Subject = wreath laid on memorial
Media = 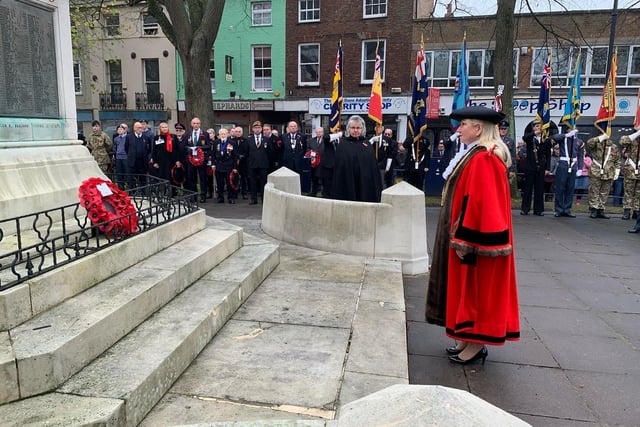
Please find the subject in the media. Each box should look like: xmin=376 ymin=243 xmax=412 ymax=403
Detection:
xmin=78 ymin=177 xmax=137 ymax=237
xmin=304 ymin=149 xmax=321 ymax=168
xmin=188 ymin=147 xmax=205 ymax=167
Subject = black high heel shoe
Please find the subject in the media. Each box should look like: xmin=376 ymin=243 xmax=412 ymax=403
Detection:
xmin=448 ymin=346 xmax=488 ymax=365
xmin=445 ymin=345 xmax=463 ymax=355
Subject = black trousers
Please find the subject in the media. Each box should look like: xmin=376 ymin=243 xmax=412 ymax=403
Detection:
xmin=521 ymin=168 xmax=546 ymax=214
xmin=249 ymin=167 xmax=268 ymax=202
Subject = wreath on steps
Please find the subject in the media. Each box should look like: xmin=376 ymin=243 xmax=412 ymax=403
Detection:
xmin=78 ymin=177 xmax=138 ymax=237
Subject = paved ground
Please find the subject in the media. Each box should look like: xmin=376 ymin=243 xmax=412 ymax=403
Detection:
xmin=199 ymin=197 xmax=640 ymax=427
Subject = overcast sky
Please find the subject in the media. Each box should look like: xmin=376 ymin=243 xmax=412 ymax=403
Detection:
xmin=433 ymin=0 xmax=640 ymax=17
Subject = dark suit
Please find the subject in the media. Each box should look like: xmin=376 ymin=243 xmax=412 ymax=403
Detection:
xmin=234 ymin=136 xmax=250 ymax=198
xmin=212 ymin=138 xmax=237 ymax=202
xmin=404 ymin=137 xmax=431 ymax=192
xmin=186 ymin=129 xmax=212 ymax=201
xmin=520 ymin=132 xmax=551 ymax=215
xmin=307 ymin=135 xmax=330 ymax=196
xmin=125 ymin=132 xmax=152 ymax=189
xmin=374 ymin=135 xmax=398 ymax=189
xmin=247 ymin=133 xmax=270 ymax=203
xmin=281 ymin=133 xmax=307 ymax=174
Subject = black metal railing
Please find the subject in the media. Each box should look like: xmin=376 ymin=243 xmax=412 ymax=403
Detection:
xmin=99 ymin=91 xmax=127 ymax=110
xmin=0 ymin=176 xmax=198 ymax=291
xmin=135 ymin=92 xmax=165 ymax=110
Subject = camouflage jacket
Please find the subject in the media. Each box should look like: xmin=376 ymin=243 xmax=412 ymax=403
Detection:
xmin=586 ymin=137 xmax=621 ymax=180
xmin=87 ymin=131 xmax=113 ymax=166
xmin=620 ymin=135 xmax=640 ymax=180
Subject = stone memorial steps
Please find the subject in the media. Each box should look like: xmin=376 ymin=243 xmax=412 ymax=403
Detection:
xmin=0 ymin=217 xmax=280 ymax=425
xmin=5 ymin=223 xmax=243 ymax=401
xmin=0 ymin=239 xmax=279 ymax=426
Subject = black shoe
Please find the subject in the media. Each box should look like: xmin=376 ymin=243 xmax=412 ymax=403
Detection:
xmin=628 ymin=227 xmax=640 ymax=233
xmin=217 ymin=198 xmax=224 ymax=203
xmin=563 ymin=212 xmax=576 ymax=218
xmin=199 ymin=196 xmax=206 ymax=203
xmin=229 ymin=199 xmax=235 ymax=204
xmin=534 ymin=212 xmax=544 ymax=216
xmin=520 ymin=210 xmax=529 ymax=215
xmin=249 ymin=200 xmax=258 ymax=205
xmin=596 ymin=209 xmax=610 ymax=219
xmin=622 ymin=209 xmax=631 ymax=220
xmin=242 ymin=195 xmax=248 ymax=200
xmin=554 ymin=212 xmax=561 ymax=217
xmin=445 ymin=346 xmax=463 ymax=355
xmin=449 ymin=346 xmax=488 ymax=365
xmin=590 ymin=208 xmax=598 ymax=218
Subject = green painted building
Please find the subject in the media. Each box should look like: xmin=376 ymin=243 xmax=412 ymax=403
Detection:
xmin=176 ymin=1 xmax=287 ymax=129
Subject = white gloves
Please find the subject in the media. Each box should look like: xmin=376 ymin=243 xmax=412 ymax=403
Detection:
xmin=565 ymin=129 xmax=578 ymax=138
xmin=369 ymin=135 xmax=380 ymax=144
xmin=614 ymin=168 xmax=620 ymax=181
xmin=329 ymin=132 xmax=342 ymax=142
xmin=576 ymin=169 xmax=582 ymax=177
xmin=385 ymin=158 xmax=392 ymax=172
xmin=598 ymin=134 xmax=610 ymax=142
xmin=449 ymin=132 xmax=460 ymax=142
xmin=629 ymin=129 xmax=640 ymax=141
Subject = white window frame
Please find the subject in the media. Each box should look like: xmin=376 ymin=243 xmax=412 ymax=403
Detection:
xmin=298 ymin=43 xmax=320 ymax=86
xmin=361 ymin=39 xmax=386 ymax=84
xmin=363 ymin=0 xmax=387 ymax=18
xmin=73 ymin=62 xmax=82 ymax=95
xmin=104 ymin=13 xmax=120 ymax=37
xmin=142 ymin=13 xmax=159 ymax=36
xmin=143 ymin=58 xmax=161 ymax=103
xmin=210 ymin=49 xmax=216 ymax=94
xmin=106 ymin=60 xmax=122 ymax=96
xmin=252 ymin=45 xmax=272 ymax=92
xmin=299 ymin=0 xmax=320 ymax=23
xmin=426 ymin=48 xmax=518 ymax=89
xmin=252 ymin=2 xmax=272 ymax=26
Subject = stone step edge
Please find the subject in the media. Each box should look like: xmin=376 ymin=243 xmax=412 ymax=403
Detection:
xmin=1 ymin=210 xmax=207 ymax=331
xmin=0 ymin=242 xmax=280 ymax=427
xmin=5 ymin=226 xmax=242 ymax=403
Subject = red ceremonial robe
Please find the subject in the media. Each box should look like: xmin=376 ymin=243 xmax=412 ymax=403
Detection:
xmin=431 ymin=145 xmax=520 ymax=345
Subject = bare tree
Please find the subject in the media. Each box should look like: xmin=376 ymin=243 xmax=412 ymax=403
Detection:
xmin=131 ymin=0 xmax=225 ymax=126
xmin=494 ymin=0 xmax=516 ymax=133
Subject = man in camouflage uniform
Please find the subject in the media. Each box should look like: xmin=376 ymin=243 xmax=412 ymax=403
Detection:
xmin=619 ymin=129 xmax=640 ymax=220
xmin=587 ymin=133 xmax=621 ymax=219
xmin=86 ymin=120 xmax=113 ymax=174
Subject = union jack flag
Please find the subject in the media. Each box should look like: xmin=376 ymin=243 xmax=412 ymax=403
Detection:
xmin=536 ymin=50 xmax=552 ymax=139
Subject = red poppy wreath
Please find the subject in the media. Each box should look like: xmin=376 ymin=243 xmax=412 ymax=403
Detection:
xmin=78 ymin=177 xmax=138 ymax=236
xmin=188 ymin=147 xmax=205 ymax=167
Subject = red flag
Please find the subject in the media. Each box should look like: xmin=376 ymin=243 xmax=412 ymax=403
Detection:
xmin=368 ymin=52 xmax=383 ymax=125
xmin=634 ymin=88 xmax=640 ymax=130
xmin=594 ymin=50 xmax=617 ymax=135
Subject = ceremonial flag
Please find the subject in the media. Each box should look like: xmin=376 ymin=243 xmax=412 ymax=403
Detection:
xmin=561 ymin=54 xmax=582 ymax=129
xmin=408 ymin=39 xmax=428 ymax=143
xmin=451 ymin=35 xmax=470 ymax=130
xmin=368 ymin=46 xmax=383 ymax=126
xmin=594 ymin=49 xmax=617 ymax=136
xmin=536 ymin=50 xmax=552 ymax=140
xmin=494 ymin=85 xmax=504 ymax=112
xmin=329 ymin=42 xmax=343 ymax=133
xmin=633 ymin=88 xmax=640 ymax=130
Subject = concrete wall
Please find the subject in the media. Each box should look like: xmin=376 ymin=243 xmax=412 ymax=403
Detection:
xmin=261 ymin=168 xmax=429 ymax=274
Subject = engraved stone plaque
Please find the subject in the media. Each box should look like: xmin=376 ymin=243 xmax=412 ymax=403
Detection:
xmin=0 ymin=0 xmax=59 ymax=118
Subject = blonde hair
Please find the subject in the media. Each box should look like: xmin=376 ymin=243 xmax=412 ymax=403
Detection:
xmin=469 ymin=119 xmax=512 ymax=169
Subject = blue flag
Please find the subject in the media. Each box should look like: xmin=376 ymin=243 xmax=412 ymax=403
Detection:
xmin=451 ymin=38 xmax=470 ymax=130
xmin=561 ymin=54 xmax=582 ymax=129
xmin=408 ymin=44 xmax=428 ymax=143
xmin=536 ymin=50 xmax=552 ymax=139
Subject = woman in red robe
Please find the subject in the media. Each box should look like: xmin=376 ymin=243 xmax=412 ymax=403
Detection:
xmin=426 ymin=106 xmax=520 ymax=365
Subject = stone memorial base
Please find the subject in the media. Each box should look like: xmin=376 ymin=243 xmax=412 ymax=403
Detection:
xmin=0 ymin=144 xmax=105 ymax=222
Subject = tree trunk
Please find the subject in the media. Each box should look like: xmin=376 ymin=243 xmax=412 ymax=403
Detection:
xmin=495 ymin=0 xmax=516 ymax=136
